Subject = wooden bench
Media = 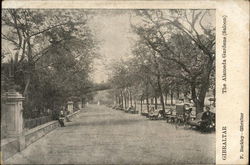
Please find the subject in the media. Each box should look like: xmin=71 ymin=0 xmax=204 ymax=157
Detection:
xmin=124 ymin=107 xmax=130 ymax=113
xmin=165 ymin=109 xmax=175 ymax=123
xmin=141 ymin=112 xmax=149 ymax=117
xmin=148 ymin=109 xmax=158 ymax=120
xmin=187 ymin=112 xmax=204 ymax=127
xmin=187 ymin=111 xmax=215 ymax=132
xmin=148 ymin=109 xmax=165 ymax=120
xmin=166 ymin=104 xmax=195 ymax=124
xmin=129 ymin=107 xmax=139 ymax=114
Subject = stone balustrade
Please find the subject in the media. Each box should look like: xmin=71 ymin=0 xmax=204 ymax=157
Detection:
xmin=1 ymin=90 xmax=81 ymax=161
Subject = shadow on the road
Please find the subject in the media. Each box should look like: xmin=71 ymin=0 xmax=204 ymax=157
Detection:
xmin=174 ymin=125 xmax=216 ymax=134
xmin=80 ymin=113 xmax=113 ymax=118
xmin=66 ymin=118 xmax=143 ymax=127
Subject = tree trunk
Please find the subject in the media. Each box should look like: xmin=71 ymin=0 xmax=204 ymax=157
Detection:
xmin=130 ymin=91 xmax=133 ymax=107
xmin=197 ymin=77 xmax=211 ymax=113
xmin=120 ymin=91 xmax=124 ymax=108
xmin=165 ymin=92 xmax=168 ymax=105
xmin=170 ymin=90 xmax=174 ymax=105
xmin=191 ymin=82 xmax=198 ymax=105
xmin=156 ymin=75 xmax=165 ymax=113
xmin=145 ymin=83 xmax=150 ymax=113
xmin=140 ymin=96 xmax=143 ymax=113
xmin=124 ymin=92 xmax=127 ymax=109
xmin=24 ymin=38 xmax=33 ymax=95
xmin=191 ymin=61 xmax=214 ymax=113
xmin=134 ymin=98 xmax=136 ymax=110
xmin=160 ymin=93 xmax=165 ymax=113
xmin=177 ymin=86 xmax=180 ymax=99
xmin=146 ymin=96 xmax=149 ymax=112
xmin=81 ymin=98 xmax=84 ymax=108
xmin=115 ymin=95 xmax=118 ymax=105
xmin=154 ymin=96 xmax=158 ymax=109
xmin=146 ymin=94 xmax=149 ymax=113
xmin=23 ymin=74 xmax=30 ymax=97
xmin=23 ymin=38 xmax=34 ymax=108
xmin=118 ymin=95 xmax=120 ymax=105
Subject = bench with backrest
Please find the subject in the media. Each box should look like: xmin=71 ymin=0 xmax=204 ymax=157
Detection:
xmin=188 ymin=111 xmax=215 ymax=132
xmin=148 ymin=109 xmax=164 ymax=120
xmin=129 ymin=107 xmax=139 ymax=114
xmin=188 ymin=112 xmax=204 ymax=127
xmin=189 ymin=107 xmax=196 ymax=120
xmin=166 ymin=103 xmax=194 ymax=123
xmin=141 ymin=112 xmax=149 ymax=117
xmin=148 ymin=108 xmax=157 ymax=120
xmin=165 ymin=108 xmax=174 ymax=122
xmin=124 ymin=107 xmax=130 ymax=113
xmin=126 ymin=106 xmax=134 ymax=113
xmin=114 ymin=105 xmax=122 ymax=110
xmin=174 ymin=104 xmax=186 ymax=124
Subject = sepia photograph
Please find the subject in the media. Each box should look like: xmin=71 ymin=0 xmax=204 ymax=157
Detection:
xmin=1 ymin=1 xmax=248 ymax=164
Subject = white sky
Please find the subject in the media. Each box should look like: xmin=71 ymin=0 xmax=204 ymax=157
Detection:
xmin=88 ymin=9 xmax=215 ymax=83
xmin=88 ymin=10 xmax=137 ymax=83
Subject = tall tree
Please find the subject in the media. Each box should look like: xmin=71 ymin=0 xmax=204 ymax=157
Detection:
xmin=2 ymin=9 xmax=99 ymax=116
xmin=132 ymin=9 xmax=215 ymax=113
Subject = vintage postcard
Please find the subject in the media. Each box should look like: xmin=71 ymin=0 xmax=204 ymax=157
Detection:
xmin=1 ymin=0 xmax=249 ymax=164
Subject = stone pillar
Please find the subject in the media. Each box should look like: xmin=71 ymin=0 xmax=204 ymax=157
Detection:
xmin=67 ymin=101 xmax=74 ymax=114
xmin=2 ymin=90 xmax=25 ymax=138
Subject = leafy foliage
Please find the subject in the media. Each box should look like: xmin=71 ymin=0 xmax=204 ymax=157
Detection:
xmin=109 ymin=9 xmax=215 ymax=113
xmin=2 ymin=9 xmax=99 ymax=118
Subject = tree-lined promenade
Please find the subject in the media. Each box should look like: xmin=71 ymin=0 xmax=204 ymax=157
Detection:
xmin=2 ymin=9 xmax=215 ymax=121
xmin=1 ymin=9 xmax=215 ymax=164
xmin=108 ymin=10 xmax=215 ymax=115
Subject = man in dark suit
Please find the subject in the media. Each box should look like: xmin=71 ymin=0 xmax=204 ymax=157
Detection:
xmin=200 ymin=106 xmax=212 ymax=131
xmin=202 ymin=106 xmax=212 ymax=120
xmin=58 ymin=110 xmax=65 ymax=127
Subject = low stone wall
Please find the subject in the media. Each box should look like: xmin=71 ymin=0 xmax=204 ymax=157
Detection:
xmin=25 ymin=121 xmax=59 ymax=147
xmin=1 ymin=110 xmax=80 ymax=161
xmin=67 ymin=110 xmax=80 ymax=120
xmin=1 ymin=138 xmax=19 ymax=161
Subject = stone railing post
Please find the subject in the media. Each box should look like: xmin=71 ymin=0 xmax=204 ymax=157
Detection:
xmin=2 ymin=89 xmax=25 ymax=138
xmin=67 ymin=101 xmax=73 ymax=114
xmin=2 ymin=88 xmax=26 ymax=151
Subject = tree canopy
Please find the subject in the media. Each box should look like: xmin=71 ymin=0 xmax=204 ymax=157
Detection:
xmin=2 ymin=9 xmax=99 ymax=118
xmin=109 ymin=9 xmax=215 ymax=113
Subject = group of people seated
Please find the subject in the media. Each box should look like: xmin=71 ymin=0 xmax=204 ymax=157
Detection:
xmin=147 ymin=98 xmax=215 ymax=130
xmin=148 ymin=105 xmax=166 ymax=119
xmin=57 ymin=106 xmax=72 ymax=127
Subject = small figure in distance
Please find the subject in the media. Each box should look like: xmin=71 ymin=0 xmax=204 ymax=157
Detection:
xmin=58 ymin=109 xmax=65 ymax=127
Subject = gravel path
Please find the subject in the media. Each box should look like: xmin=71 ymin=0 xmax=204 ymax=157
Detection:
xmin=5 ymin=104 xmax=215 ymax=164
